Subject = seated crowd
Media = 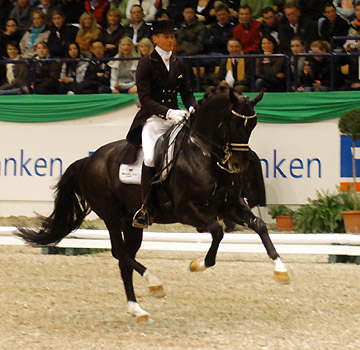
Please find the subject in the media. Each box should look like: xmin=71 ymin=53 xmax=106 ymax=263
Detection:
xmin=1 ymin=0 xmax=360 ymax=94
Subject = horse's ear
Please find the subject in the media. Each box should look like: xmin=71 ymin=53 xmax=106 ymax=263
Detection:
xmin=252 ymin=90 xmax=264 ymax=105
xmin=229 ymin=88 xmax=238 ymax=105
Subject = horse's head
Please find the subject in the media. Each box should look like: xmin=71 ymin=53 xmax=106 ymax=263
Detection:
xmin=221 ymin=89 xmax=264 ymax=174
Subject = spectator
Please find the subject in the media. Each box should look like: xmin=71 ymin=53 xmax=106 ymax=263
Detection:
xmin=278 ymin=3 xmax=318 ymax=54
xmin=176 ymin=4 xmax=209 ymax=56
xmin=110 ymin=0 xmax=130 ymax=26
xmin=346 ymin=2 xmax=360 ymax=51
xmin=32 ymin=41 xmax=61 ymax=94
xmin=109 ymin=36 xmax=138 ymax=93
xmin=255 ymin=34 xmax=286 ymax=91
xmin=76 ymin=12 xmax=101 ymax=52
xmin=138 ymin=37 xmax=154 ymax=57
xmin=123 ymin=4 xmax=152 ymax=47
xmin=0 ymin=19 xmax=24 ymax=58
xmin=9 ymin=0 xmax=33 ymax=32
xmin=289 ymin=36 xmax=306 ymax=90
xmin=58 ymin=41 xmax=89 ymax=94
xmin=333 ymin=0 xmax=355 ymax=23
xmin=259 ymin=7 xmax=280 ymax=44
xmin=192 ymin=0 xmax=217 ymax=25
xmin=61 ymin=0 xmax=85 ymax=24
xmin=217 ymin=37 xmax=251 ymax=93
xmin=233 ymin=5 xmax=261 ymax=53
xmin=206 ymin=3 xmax=236 ymax=55
xmin=298 ymin=0 xmax=329 ymax=22
xmin=99 ymin=8 xmax=125 ymax=57
xmin=84 ymin=0 xmax=110 ymax=26
xmin=126 ymin=0 xmax=157 ymax=23
xmin=298 ymin=40 xmax=335 ymax=92
xmin=240 ymin=0 xmax=274 ymax=19
xmin=155 ymin=8 xmax=170 ymax=21
xmin=77 ymin=39 xmax=111 ymax=93
xmin=225 ymin=0 xmax=241 ymax=22
xmin=19 ymin=9 xmax=50 ymax=58
xmin=0 ymin=0 xmax=12 ymax=31
xmin=0 ymin=41 xmax=28 ymax=95
xmin=47 ymin=8 xmax=78 ymax=58
xmin=37 ymin=0 xmax=59 ymax=27
xmin=319 ymin=2 xmax=349 ymax=50
xmin=344 ymin=39 xmax=360 ymax=90
xmin=167 ymin=0 xmax=187 ymax=26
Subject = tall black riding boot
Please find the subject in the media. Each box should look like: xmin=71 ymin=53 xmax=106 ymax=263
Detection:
xmin=132 ymin=164 xmax=156 ymax=228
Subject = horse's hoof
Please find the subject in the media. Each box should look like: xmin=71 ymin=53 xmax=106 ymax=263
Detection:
xmin=189 ymin=258 xmax=207 ymax=272
xmin=149 ymin=285 xmax=166 ymax=298
xmin=189 ymin=261 xmax=197 ymax=272
xmin=274 ymin=270 xmax=290 ymax=284
xmin=137 ymin=314 xmax=149 ymax=323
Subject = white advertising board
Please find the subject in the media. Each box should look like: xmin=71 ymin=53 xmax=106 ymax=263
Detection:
xmin=250 ymin=119 xmax=340 ymax=205
xmin=0 ymin=105 xmax=341 ymax=216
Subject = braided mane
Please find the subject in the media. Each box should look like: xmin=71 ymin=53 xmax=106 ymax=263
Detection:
xmin=197 ymin=86 xmax=231 ymax=107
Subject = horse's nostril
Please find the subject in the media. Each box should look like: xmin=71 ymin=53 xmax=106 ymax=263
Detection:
xmin=232 ymin=162 xmax=240 ymax=171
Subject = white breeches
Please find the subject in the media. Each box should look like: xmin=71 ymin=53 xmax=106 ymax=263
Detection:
xmin=142 ymin=115 xmax=174 ymax=167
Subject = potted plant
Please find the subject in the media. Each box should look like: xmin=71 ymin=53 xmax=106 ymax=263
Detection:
xmin=338 ymin=109 xmax=360 ymax=233
xmin=269 ymin=204 xmax=294 ymax=231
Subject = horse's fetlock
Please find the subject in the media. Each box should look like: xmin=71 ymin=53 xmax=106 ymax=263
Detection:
xmin=204 ymin=257 xmax=215 ymax=268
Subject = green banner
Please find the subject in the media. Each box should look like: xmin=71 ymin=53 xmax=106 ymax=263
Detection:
xmin=0 ymin=91 xmax=359 ymax=123
xmin=0 ymin=94 xmax=137 ymax=123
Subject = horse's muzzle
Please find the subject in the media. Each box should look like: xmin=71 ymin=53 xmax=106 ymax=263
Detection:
xmin=228 ymin=159 xmax=249 ymax=174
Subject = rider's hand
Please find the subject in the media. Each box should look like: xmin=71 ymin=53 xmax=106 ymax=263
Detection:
xmin=166 ymin=109 xmax=187 ymax=123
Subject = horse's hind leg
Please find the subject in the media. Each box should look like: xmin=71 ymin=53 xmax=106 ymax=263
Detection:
xmin=95 ymin=206 xmax=153 ymax=322
xmin=122 ymin=220 xmax=165 ymax=299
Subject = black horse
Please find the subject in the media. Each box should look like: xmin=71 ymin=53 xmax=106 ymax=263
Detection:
xmin=17 ymin=88 xmax=289 ymax=322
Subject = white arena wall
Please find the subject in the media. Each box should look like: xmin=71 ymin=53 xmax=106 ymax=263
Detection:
xmin=0 ymin=104 xmax=342 ymax=220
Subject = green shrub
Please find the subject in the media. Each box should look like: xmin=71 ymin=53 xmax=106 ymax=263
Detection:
xmin=293 ymin=190 xmax=356 ymax=233
xmin=269 ymin=204 xmax=294 ymax=219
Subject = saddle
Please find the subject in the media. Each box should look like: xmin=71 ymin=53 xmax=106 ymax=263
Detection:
xmin=119 ymin=121 xmax=187 ymax=185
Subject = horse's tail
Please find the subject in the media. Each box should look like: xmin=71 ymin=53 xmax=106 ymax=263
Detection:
xmin=16 ymin=157 xmax=91 ymax=246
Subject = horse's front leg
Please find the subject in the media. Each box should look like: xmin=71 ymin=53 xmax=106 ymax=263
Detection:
xmin=189 ymin=219 xmax=224 ymax=272
xmin=226 ymin=199 xmax=290 ymax=284
xmin=247 ymin=216 xmax=290 ymax=284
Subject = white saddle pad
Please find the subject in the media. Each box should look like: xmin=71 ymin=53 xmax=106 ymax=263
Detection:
xmin=119 ymin=149 xmax=143 ymax=184
xmin=119 ymin=123 xmax=184 ymax=184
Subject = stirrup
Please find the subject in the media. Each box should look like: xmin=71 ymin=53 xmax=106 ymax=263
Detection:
xmin=132 ymin=206 xmax=150 ymax=228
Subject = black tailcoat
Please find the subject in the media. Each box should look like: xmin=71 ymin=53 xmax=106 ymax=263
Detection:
xmin=126 ymin=49 xmax=196 ymax=147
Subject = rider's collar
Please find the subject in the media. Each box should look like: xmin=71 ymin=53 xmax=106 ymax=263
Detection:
xmin=155 ymin=46 xmax=172 ymax=63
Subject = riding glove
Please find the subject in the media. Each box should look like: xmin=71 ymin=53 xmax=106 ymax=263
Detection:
xmin=166 ymin=109 xmax=187 ymax=123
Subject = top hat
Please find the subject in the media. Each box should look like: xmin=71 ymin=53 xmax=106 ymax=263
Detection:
xmin=151 ymin=20 xmax=175 ymax=34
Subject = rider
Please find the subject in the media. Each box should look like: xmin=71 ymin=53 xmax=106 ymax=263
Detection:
xmin=127 ymin=20 xmax=196 ymax=228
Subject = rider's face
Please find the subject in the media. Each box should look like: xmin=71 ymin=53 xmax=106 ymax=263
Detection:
xmin=152 ymin=33 xmax=175 ymax=52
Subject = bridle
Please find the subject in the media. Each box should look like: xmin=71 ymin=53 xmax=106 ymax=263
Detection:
xmin=216 ymin=108 xmax=257 ymax=173
xmin=231 ymin=109 xmax=257 ymax=126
